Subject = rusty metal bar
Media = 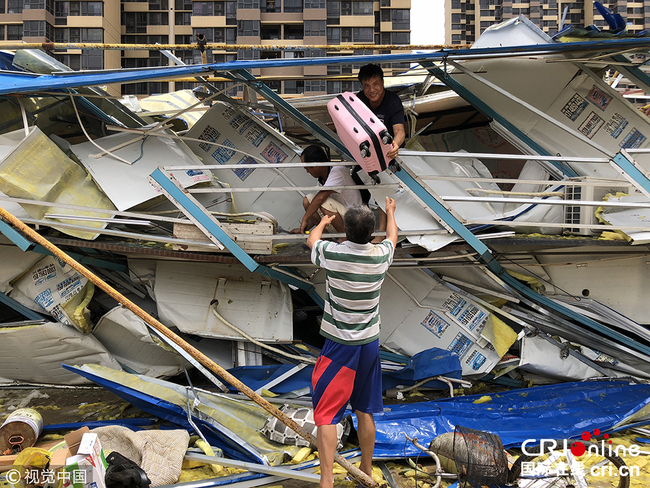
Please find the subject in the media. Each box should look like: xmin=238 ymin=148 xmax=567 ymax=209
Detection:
xmin=0 ymin=206 xmax=379 ymax=488
xmin=15 ymin=42 xmax=467 ymax=52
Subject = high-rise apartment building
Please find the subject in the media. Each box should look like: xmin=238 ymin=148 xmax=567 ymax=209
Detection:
xmin=0 ymin=1 xmax=411 ymax=96
xmin=444 ymin=0 xmax=645 ymax=45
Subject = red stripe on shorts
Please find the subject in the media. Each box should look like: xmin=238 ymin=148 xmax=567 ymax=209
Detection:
xmin=313 ymin=363 xmax=356 ymax=426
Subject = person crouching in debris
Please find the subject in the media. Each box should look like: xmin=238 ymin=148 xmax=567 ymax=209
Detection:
xmin=290 ymin=144 xmax=362 ymax=235
xmin=197 ymin=33 xmax=207 ymax=64
xmin=306 ymin=198 xmax=397 ymax=488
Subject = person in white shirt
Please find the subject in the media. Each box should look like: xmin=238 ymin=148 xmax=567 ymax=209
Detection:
xmin=291 ymin=145 xmax=362 ymax=234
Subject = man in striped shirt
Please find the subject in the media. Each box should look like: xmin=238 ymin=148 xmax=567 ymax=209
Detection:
xmin=306 ymin=197 xmax=397 ymax=488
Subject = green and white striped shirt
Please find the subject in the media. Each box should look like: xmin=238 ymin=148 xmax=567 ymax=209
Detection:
xmin=311 ymin=239 xmax=395 ymax=345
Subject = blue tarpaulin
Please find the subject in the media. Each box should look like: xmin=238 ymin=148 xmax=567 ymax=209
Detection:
xmin=224 ymin=348 xmax=462 ymax=395
xmin=66 ymin=365 xmax=650 ymax=462
xmin=371 ymin=379 xmax=650 ymax=458
xmin=381 ymin=348 xmax=462 ymax=392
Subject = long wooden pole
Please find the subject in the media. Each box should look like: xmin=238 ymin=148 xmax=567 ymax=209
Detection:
xmin=0 ymin=207 xmax=379 ymax=488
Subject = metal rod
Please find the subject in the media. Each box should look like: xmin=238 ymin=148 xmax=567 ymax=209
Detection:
xmin=466 ymin=219 xmax=650 ymax=231
xmin=0 ymin=206 xmax=378 ymax=488
xmin=189 ymin=184 xmax=401 ymax=193
xmin=398 ymin=149 xmax=611 ymax=163
xmin=0 ymin=194 xmax=188 ymax=224
xmin=183 ymin=452 xmax=319 ymax=482
xmin=440 ymin=196 xmax=650 ymax=207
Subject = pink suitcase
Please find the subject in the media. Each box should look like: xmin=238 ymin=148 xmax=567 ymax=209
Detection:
xmin=327 ymin=92 xmax=394 ymax=177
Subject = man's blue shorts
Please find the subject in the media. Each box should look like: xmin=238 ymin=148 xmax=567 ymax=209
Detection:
xmin=311 ymin=338 xmax=383 ymax=426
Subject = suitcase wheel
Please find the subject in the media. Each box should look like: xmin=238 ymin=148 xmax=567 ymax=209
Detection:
xmin=359 ymin=142 xmax=371 ymax=158
xmin=370 ymin=173 xmax=381 ymax=184
xmin=379 ymin=129 xmax=393 ymax=146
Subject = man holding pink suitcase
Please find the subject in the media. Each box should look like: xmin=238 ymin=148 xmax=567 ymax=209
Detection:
xmin=356 ymin=64 xmax=406 ymax=160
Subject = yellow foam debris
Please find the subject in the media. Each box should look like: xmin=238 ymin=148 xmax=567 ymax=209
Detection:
xmin=290 ymin=446 xmax=312 ymax=464
xmin=482 ymin=314 xmax=518 ymax=358
xmin=505 ymin=269 xmax=544 ymax=293
xmin=271 ymin=242 xmax=290 ymax=254
xmin=473 ymin=395 xmax=492 ymax=404
xmin=599 ymin=230 xmax=629 ymax=241
xmin=195 ymin=439 xmax=223 ymax=475
xmin=31 ymin=405 xmax=60 ymax=412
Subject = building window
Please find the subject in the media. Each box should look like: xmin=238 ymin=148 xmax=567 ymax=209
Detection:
xmin=54 ymin=53 xmax=81 ymax=70
xmin=284 ymin=50 xmax=304 ymax=58
xmin=82 ymin=50 xmax=103 ymax=70
xmin=392 ymin=9 xmax=409 ymax=29
xmin=238 ymin=0 xmax=260 ymax=8
xmin=304 ymin=20 xmax=326 ymax=36
xmin=327 ymin=26 xmax=340 ymax=44
xmin=284 ymin=24 xmax=303 ymax=39
xmin=284 ymin=80 xmax=304 ymax=94
xmin=261 ymin=50 xmax=281 ymax=59
xmin=175 ymin=12 xmax=191 ymax=24
xmin=149 ymin=12 xmax=169 ymax=25
xmin=175 ymin=0 xmax=192 ymax=9
xmin=341 ymin=26 xmax=351 ymax=41
xmin=81 ymin=28 xmax=103 ymax=42
xmin=149 ymin=0 xmax=168 ymax=9
xmin=226 ymin=1 xmax=237 ymax=23
xmin=261 ymin=0 xmax=281 ymax=12
xmin=353 ymin=27 xmax=372 ymax=42
xmin=284 ymin=0 xmax=302 ymax=12
xmin=237 ymin=49 xmax=260 ymax=60
xmin=23 ymin=20 xmax=45 ymax=37
xmin=24 ymin=0 xmax=40 ymax=9
xmin=352 ymin=1 xmax=372 ymax=15
xmin=341 ymin=1 xmax=350 ymax=15
xmin=380 ymin=0 xmax=390 ymax=6
xmin=261 ymin=25 xmax=280 ymax=39
xmin=213 ymin=27 xmax=225 ymax=42
xmin=307 ymin=48 xmax=326 ymax=57
xmin=82 ymin=1 xmax=102 ymax=15
xmin=237 ymin=20 xmax=260 ymax=36
xmin=327 ymin=1 xmax=340 ymax=18
xmin=193 ymin=2 xmax=213 ymax=15
xmin=305 ymin=80 xmax=326 ymax=91
xmin=55 ymin=1 xmax=68 ymax=17
xmin=193 ymin=27 xmax=213 ymax=41
xmin=391 ymin=31 xmax=409 ymax=44
xmin=304 ymin=0 xmax=324 ymax=7
xmin=7 ymin=24 xmax=23 ymax=39
xmin=226 ymin=28 xmax=236 ymax=42
xmin=7 ymin=0 xmax=22 ymax=13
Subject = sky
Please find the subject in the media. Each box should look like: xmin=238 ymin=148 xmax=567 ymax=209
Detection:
xmin=411 ymin=0 xmax=446 ymax=46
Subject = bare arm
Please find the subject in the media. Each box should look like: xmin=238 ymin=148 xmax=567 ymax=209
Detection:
xmin=306 ymin=214 xmax=336 ymax=249
xmin=301 ymin=189 xmax=334 ymax=233
xmin=385 ymin=197 xmax=398 ymax=247
xmin=387 ymin=123 xmax=406 ymax=160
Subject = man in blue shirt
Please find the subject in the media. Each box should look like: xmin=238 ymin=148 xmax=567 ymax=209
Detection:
xmin=356 ymin=64 xmax=405 ymax=160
